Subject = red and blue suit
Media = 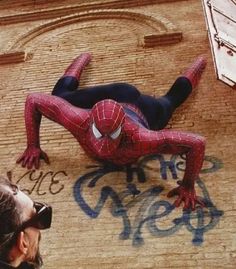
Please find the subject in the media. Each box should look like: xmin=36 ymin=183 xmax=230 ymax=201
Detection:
xmin=17 ymin=53 xmax=207 ymax=210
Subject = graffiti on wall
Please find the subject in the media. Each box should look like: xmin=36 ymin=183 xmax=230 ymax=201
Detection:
xmin=9 ymin=154 xmax=223 ymax=246
xmin=8 ymin=170 xmax=69 ymax=196
xmin=73 ymin=154 xmax=224 ymax=246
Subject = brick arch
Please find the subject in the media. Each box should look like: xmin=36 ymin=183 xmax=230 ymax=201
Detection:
xmin=11 ymin=9 xmax=182 ymax=50
xmin=0 ymin=9 xmax=182 ymax=64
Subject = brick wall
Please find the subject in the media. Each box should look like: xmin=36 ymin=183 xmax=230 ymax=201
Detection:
xmin=0 ymin=1 xmax=235 ymax=268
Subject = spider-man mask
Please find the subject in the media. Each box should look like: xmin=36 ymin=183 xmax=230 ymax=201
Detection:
xmin=90 ymin=99 xmax=125 ymax=158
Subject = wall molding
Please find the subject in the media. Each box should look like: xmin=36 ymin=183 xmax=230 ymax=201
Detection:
xmin=0 ymin=0 xmax=186 ymax=25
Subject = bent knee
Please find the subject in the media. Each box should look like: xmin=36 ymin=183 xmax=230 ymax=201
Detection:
xmin=111 ymin=83 xmax=140 ymax=101
xmin=52 ymin=76 xmax=78 ymax=96
xmin=114 ymin=83 xmax=139 ymax=92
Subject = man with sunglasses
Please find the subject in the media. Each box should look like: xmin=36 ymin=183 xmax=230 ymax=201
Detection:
xmin=0 ymin=177 xmax=52 ymax=269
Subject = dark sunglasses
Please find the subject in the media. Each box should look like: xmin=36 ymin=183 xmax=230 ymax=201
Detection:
xmin=15 ymin=202 xmax=52 ymax=233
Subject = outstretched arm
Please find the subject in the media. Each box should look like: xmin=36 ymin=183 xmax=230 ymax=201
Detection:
xmin=17 ymin=93 xmax=89 ymax=169
xmin=134 ymin=129 xmax=206 ymax=210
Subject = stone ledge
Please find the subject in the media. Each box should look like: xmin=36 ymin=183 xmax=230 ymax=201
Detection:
xmin=144 ymin=32 xmax=183 ymax=47
xmin=0 ymin=51 xmax=31 ymax=64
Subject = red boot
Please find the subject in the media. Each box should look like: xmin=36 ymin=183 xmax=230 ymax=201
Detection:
xmin=182 ymin=56 xmax=207 ymax=89
xmin=63 ymin=52 xmax=92 ymax=79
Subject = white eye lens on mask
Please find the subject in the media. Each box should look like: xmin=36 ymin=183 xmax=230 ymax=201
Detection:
xmin=92 ymin=123 xmax=102 ymax=139
xmin=110 ymin=126 xmax=122 ymax=140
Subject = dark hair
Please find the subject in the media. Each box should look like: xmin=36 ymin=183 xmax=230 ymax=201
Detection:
xmin=0 ymin=177 xmax=22 ymax=262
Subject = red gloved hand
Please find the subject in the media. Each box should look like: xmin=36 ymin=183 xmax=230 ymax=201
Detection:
xmin=167 ymin=183 xmax=205 ymax=211
xmin=17 ymin=146 xmax=49 ymax=169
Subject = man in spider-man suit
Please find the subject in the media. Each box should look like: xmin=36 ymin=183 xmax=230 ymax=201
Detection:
xmin=17 ymin=53 xmax=207 ymax=210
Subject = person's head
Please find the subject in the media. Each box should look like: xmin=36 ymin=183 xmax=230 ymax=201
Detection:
xmin=0 ymin=177 xmax=52 ymax=268
xmin=90 ymin=99 xmax=125 ymax=158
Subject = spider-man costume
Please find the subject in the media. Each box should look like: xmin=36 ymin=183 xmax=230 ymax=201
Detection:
xmin=17 ymin=53 xmax=207 ymax=210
